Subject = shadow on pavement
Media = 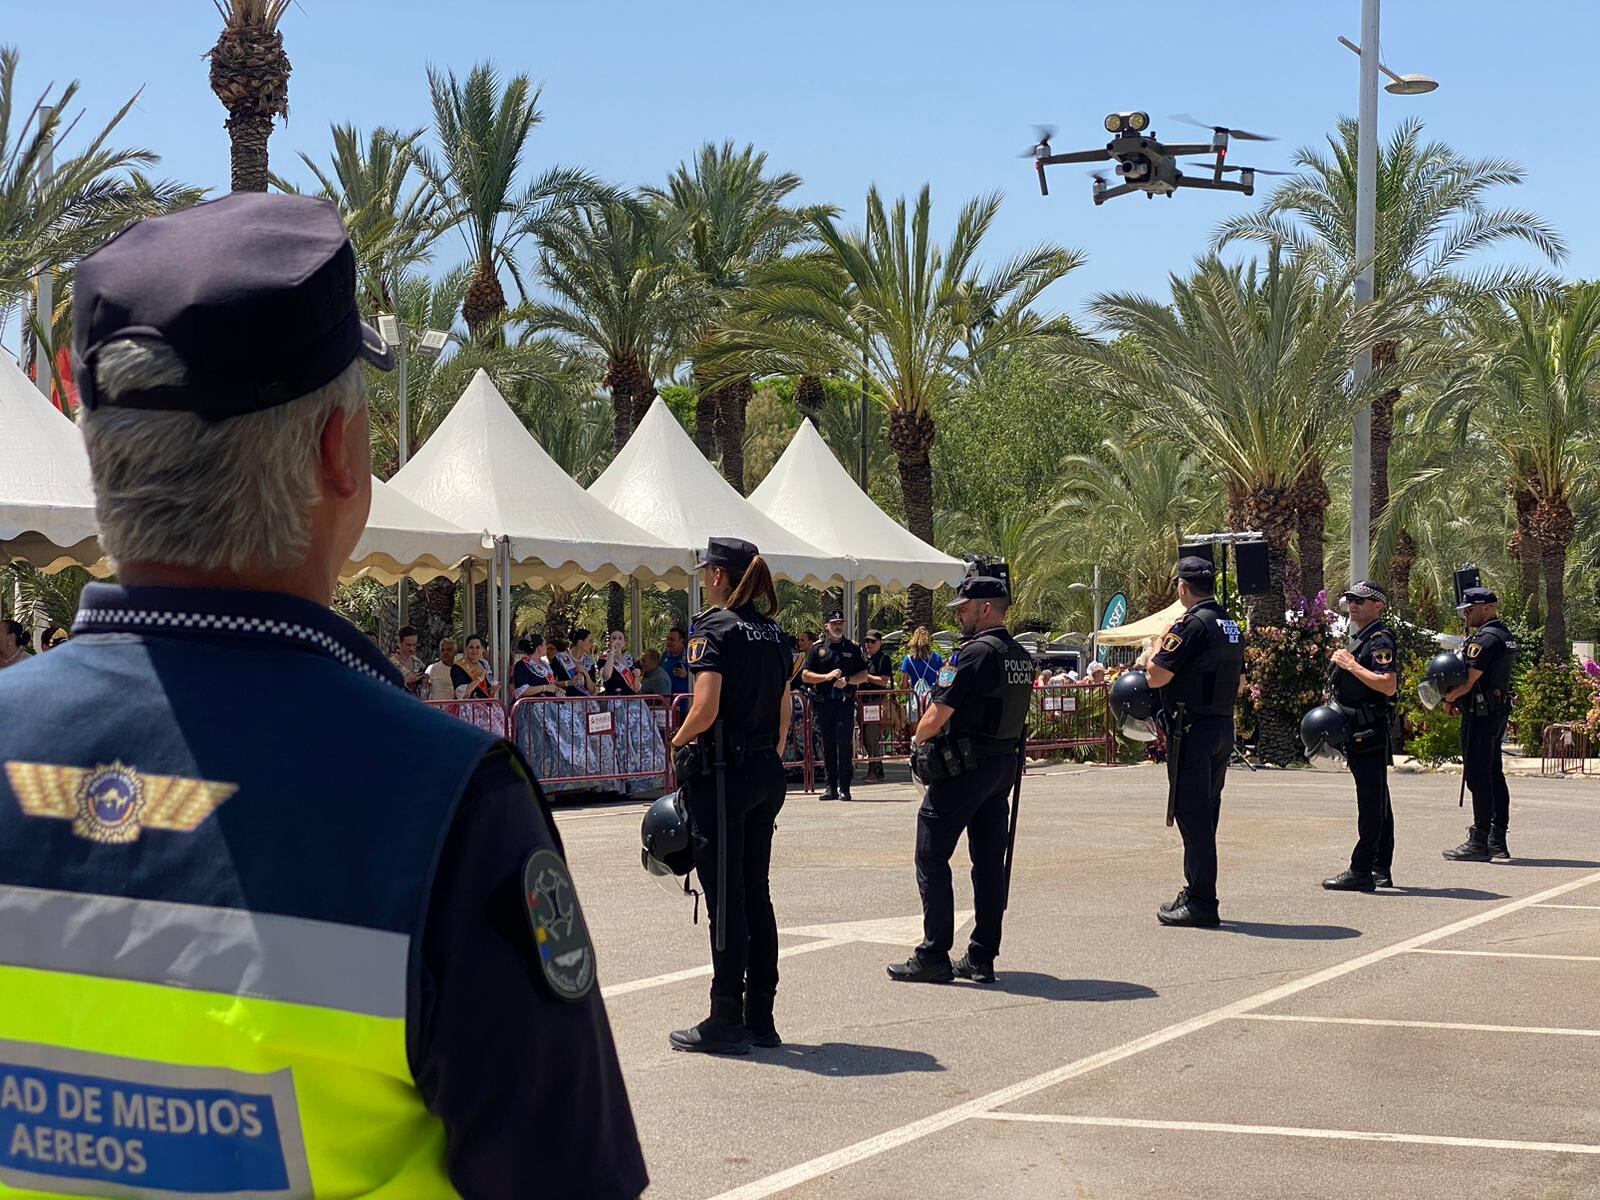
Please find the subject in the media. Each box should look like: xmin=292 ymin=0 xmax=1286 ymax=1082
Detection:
xmin=1499 ymin=858 xmax=1600 ymax=869
xmin=981 ymin=974 xmax=1158 ymax=1003
xmin=1382 ymin=886 xmax=1509 ymax=900
xmin=1218 ymin=920 xmax=1361 ymax=940
xmin=749 ymin=1042 xmax=943 ymax=1076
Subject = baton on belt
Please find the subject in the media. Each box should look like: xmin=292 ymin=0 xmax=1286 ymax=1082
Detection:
xmin=1165 ymin=702 xmax=1186 ymax=828
xmin=713 ymin=719 xmax=728 ymax=952
xmin=1002 ymin=738 xmax=1025 ymax=910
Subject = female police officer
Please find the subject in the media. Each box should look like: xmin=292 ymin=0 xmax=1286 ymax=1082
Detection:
xmin=667 ymin=538 xmax=794 ymax=1053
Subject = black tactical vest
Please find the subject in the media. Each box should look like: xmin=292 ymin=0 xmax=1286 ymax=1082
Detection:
xmin=953 ymin=631 xmax=1034 ymax=754
xmin=1164 ymin=604 xmax=1245 ymax=720
xmin=1470 ymin=619 xmax=1518 ymax=710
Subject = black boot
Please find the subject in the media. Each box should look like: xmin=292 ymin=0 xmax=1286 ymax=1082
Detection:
xmin=953 ymin=953 xmax=996 ymax=984
xmin=1373 ymin=868 xmax=1395 ymax=888
xmin=1488 ymin=825 xmax=1511 ymax=861
xmin=1322 ymin=869 xmax=1376 ymax=892
xmin=1442 ymin=826 xmax=1490 ymax=862
xmin=669 ymin=997 xmax=751 ymax=1055
xmin=886 ymin=952 xmax=954 ymax=983
xmin=744 ymin=994 xmax=781 ymax=1049
xmin=1157 ymin=893 xmax=1220 ymax=927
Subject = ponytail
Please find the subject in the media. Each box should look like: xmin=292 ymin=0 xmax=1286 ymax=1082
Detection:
xmin=725 ymin=554 xmax=779 ymax=616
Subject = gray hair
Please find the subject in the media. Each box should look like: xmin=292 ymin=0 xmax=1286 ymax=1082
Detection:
xmin=80 ymin=341 xmax=367 ymax=572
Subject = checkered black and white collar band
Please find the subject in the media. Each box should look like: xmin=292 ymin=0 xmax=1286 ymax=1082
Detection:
xmin=73 ymin=583 xmax=405 ymax=689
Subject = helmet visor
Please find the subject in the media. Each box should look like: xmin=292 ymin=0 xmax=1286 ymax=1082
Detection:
xmin=1119 ymin=714 xmax=1158 ymax=742
xmin=1305 ymin=743 xmax=1346 ymax=772
xmin=1417 ymin=679 xmax=1445 ymax=711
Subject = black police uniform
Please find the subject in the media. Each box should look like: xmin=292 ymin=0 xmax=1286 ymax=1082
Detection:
xmin=1461 ymin=614 xmax=1518 ymax=848
xmin=900 ymin=606 xmax=1032 ymax=976
xmin=679 ymin=569 xmax=793 ymax=1041
xmin=805 ymin=631 xmax=867 ymax=798
xmin=1329 ymin=617 xmax=1399 ymax=881
xmin=1150 ymin=588 xmax=1245 ymax=922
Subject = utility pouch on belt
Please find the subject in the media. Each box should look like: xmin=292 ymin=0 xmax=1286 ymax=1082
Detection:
xmin=914 ymin=734 xmax=978 ymax=781
xmin=1470 ymin=691 xmax=1491 ymax=719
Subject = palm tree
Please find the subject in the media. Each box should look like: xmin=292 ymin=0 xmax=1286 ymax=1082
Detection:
xmin=646 ymin=142 xmax=816 ymax=490
xmin=719 ymin=186 xmax=1081 ymax=626
xmin=1215 ymin=116 xmax=1566 ymax=581
xmin=1055 ymin=438 xmax=1222 ymax=616
xmin=205 ymin=0 xmax=291 ymax=192
xmin=523 ymin=200 xmax=699 ymax=452
xmin=424 ymin=62 xmax=616 ymax=342
xmin=274 ymin=124 xmax=447 ymax=313
xmin=1427 ymin=285 xmax=1600 ymax=658
xmin=1082 ymin=249 xmax=1421 ymax=762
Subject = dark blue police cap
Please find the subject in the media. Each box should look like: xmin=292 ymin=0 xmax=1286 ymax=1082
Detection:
xmin=1171 ymin=555 xmax=1216 ymax=585
xmin=824 ymin=610 xmax=845 ymax=624
xmin=72 ymin=193 xmax=394 ymax=420
xmin=697 ymin=537 xmax=758 ymax=573
xmin=947 ymin=576 xmax=1008 ymax=607
xmin=1457 ymin=586 xmax=1498 ymax=611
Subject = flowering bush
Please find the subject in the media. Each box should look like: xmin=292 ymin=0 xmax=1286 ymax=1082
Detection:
xmin=1241 ymin=590 xmax=1340 ymax=755
xmin=1514 ymin=661 xmax=1600 ymax=756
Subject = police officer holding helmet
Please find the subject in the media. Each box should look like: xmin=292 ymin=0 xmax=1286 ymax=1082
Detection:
xmin=1144 ymin=556 xmax=1245 ymax=927
xmin=667 ymin=538 xmax=793 ymax=1053
xmin=1321 ymin=580 xmax=1400 ymax=891
xmin=0 ymin=194 xmax=645 ymax=1197
xmin=1441 ymin=586 xmax=1519 ymax=862
xmin=888 ymin=576 xmax=1032 ymax=985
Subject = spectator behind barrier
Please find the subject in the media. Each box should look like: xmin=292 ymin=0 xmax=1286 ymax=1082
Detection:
xmin=426 ymin=638 xmax=457 ymax=700
xmin=391 ymin=624 xmax=427 ymax=697
xmin=638 ymin=649 xmax=672 ymax=697
xmin=1 ymin=619 xmax=31 ymax=669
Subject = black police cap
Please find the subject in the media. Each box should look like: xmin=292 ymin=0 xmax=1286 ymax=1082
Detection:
xmin=697 ymin=537 xmax=758 ymax=573
xmin=72 ymin=193 xmax=394 ymax=420
xmin=824 ymin=610 xmax=845 ymax=624
xmin=1457 ymin=586 xmax=1498 ymax=610
xmin=1171 ymin=556 xmax=1215 ymax=585
xmin=947 ymin=576 xmax=1008 ymax=607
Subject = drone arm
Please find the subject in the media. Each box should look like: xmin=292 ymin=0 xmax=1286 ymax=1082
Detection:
xmin=1092 ymin=182 xmax=1139 ymax=206
xmin=1039 ymin=149 xmax=1112 ymax=165
xmin=1165 ymin=143 xmax=1219 ymax=157
xmin=1036 ymin=160 xmax=1048 ymax=196
xmin=1175 ymin=176 xmax=1254 ymax=197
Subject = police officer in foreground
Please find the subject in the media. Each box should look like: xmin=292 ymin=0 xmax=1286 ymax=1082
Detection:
xmin=1144 ymin=556 xmax=1245 ymax=927
xmin=1321 ymin=581 xmax=1400 ymax=891
xmin=802 ymin=610 xmax=870 ymax=800
xmin=0 ymin=194 xmax=646 ymax=1199
xmin=1441 ymin=587 xmax=1519 ymax=862
xmin=667 ymin=538 xmax=793 ymax=1053
xmin=888 ymin=576 xmax=1032 ymax=984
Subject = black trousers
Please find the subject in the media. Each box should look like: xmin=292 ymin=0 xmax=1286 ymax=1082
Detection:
xmin=814 ymin=700 xmax=856 ymax=793
xmin=1346 ymin=749 xmax=1394 ymax=875
xmin=1461 ymin=710 xmax=1511 ymax=831
xmin=1169 ymin=716 xmax=1233 ymax=908
xmin=683 ymin=751 xmax=787 ymax=1004
xmin=915 ymin=753 xmax=1016 ymax=964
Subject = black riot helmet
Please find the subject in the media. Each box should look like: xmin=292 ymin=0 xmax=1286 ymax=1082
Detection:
xmin=1418 ymin=651 xmax=1469 ymax=711
xmin=1109 ymin=669 xmax=1159 ymax=742
xmin=1300 ymin=705 xmax=1350 ymax=771
xmin=641 ymin=790 xmax=693 ymax=878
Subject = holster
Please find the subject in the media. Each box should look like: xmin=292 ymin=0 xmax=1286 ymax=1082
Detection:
xmin=913 ymin=734 xmax=978 ymax=782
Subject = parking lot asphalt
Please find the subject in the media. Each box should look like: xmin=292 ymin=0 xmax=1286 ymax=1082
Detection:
xmin=555 ymin=761 xmax=1600 ymax=1200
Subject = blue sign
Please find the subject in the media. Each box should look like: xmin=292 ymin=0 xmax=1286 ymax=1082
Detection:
xmin=1101 ymin=593 xmax=1129 ymax=630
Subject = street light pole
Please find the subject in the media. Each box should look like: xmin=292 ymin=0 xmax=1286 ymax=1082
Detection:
xmin=33 ymin=107 xmax=53 ymax=400
xmin=1348 ymin=0 xmax=1381 ymax=583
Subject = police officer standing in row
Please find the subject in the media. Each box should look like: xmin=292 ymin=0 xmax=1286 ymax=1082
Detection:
xmin=1144 ymin=556 xmax=1245 ymax=928
xmin=1442 ymin=587 xmax=1519 ymax=863
xmin=667 ymin=538 xmax=794 ymax=1053
xmin=0 ymin=194 xmax=645 ymax=1197
xmin=1322 ymin=581 xmax=1400 ymax=891
xmin=888 ymin=577 xmax=1032 ymax=984
xmin=802 ymin=610 xmax=870 ymax=800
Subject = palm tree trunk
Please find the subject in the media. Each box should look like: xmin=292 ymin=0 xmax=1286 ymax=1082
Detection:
xmin=1237 ymin=484 xmax=1297 ymax=765
xmin=417 ymin=577 xmax=457 ymax=662
xmin=1390 ymin=528 xmax=1416 ymax=620
xmin=717 ymin=376 xmax=753 ymax=494
xmin=224 ymin=112 xmax=275 ymax=192
xmin=1292 ymin=462 xmax=1329 ymax=602
xmin=606 ymin=583 xmax=626 ymax=637
xmin=462 ymin=258 xmax=507 ymax=344
xmin=1512 ymin=485 xmax=1542 ymax=626
xmin=795 ymin=374 xmax=826 ymax=426
xmin=1533 ymin=495 xmax=1573 ymax=660
xmin=542 ymin=587 xmax=581 ymax=643
xmin=889 ymin=408 xmax=937 ymax=629
xmin=691 ymin=367 xmax=718 ymax=459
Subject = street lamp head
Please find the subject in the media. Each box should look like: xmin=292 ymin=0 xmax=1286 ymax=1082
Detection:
xmin=418 ymin=328 xmax=451 ymax=354
xmin=375 ymin=313 xmax=402 ymax=348
xmin=1385 ymin=73 xmax=1438 ymax=95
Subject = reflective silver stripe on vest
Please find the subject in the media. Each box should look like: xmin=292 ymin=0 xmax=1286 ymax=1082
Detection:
xmin=0 ymin=884 xmax=408 ymax=1020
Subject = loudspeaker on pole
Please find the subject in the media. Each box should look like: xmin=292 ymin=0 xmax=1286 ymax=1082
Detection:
xmin=1234 ymin=541 xmax=1271 ymax=596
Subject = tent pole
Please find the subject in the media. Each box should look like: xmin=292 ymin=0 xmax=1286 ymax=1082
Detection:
xmin=688 ymin=574 xmax=701 ymax=628
xmin=485 ymin=554 xmax=498 ymax=682
xmin=629 ymin=580 xmax=643 ymax=657
xmin=843 ymin=581 xmax=857 ymax=641
xmin=498 ymin=538 xmax=512 ymax=709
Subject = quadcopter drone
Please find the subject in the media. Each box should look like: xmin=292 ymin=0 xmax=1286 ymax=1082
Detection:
xmin=1025 ymin=112 xmax=1288 ymax=205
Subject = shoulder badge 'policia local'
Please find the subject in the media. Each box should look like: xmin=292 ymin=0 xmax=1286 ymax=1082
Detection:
xmin=6 ymin=760 xmax=237 ymax=844
xmin=1466 ymin=641 xmax=1483 ymax=660
xmin=687 ymin=635 xmax=709 ymax=664
xmin=1161 ymin=629 xmax=1184 ymax=653
xmin=1373 ymin=649 xmax=1393 ymax=666
xmin=522 ymin=848 xmax=596 ymax=1001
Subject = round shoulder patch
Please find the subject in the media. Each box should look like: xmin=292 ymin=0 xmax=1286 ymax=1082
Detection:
xmin=522 ymin=848 xmax=596 ymax=1002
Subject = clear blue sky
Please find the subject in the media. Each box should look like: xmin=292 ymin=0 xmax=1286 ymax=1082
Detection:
xmin=8 ymin=0 xmax=1594 ymax=347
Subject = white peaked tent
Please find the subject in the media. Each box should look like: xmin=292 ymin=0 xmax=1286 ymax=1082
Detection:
xmin=749 ymin=419 xmax=965 ymax=592
xmin=388 ymin=370 xmax=689 ymax=587
xmin=1095 ymin=600 xmax=1186 ymax=647
xmin=343 ymin=478 xmax=483 ymax=584
xmin=0 ymin=352 xmax=103 ymax=574
xmin=589 ymin=397 xmax=850 ymax=589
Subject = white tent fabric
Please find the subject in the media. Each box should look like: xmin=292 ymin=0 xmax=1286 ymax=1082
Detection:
xmin=588 ymin=397 xmax=850 ymax=588
xmin=749 ymin=419 xmax=965 ymax=592
xmin=343 ymin=478 xmax=483 ymax=585
xmin=1094 ymin=600 xmax=1186 ymax=647
xmin=388 ymin=370 xmax=689 ymax=587
xmin=0 ymin=352 xmax=102 ymax=573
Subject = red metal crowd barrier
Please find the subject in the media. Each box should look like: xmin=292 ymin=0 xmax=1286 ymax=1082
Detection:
xmin=852 ymin=687 xmax=918 ymax=774
xmin=423 ymin=698 xmax=510 ymax=738
xmin=510 ymin=693 xmax=671 ymax=792
xmin=1028 ymin=682 xmax=1116 ymax=763
xmin=662 ymin=691 xmax=817 ymax=793
xmin=1541 ymin=722 xmax=1591 ymax=776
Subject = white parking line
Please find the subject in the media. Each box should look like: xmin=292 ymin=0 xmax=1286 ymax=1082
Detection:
xmin=970 ymin=1111 xmax=1600 ymax=1155
xmin=1235 ymin=1013 xmax=1600 ymax=1038
xmin=601 ymin=939 xmax=847 ymax=1000
xmin=1533 ymin=903 xmax=1600 ymax=910
xmin=1410 ymin=948 xmax=1600 ymax=963
xmin=703 ymin=866 xmax=1600 ymax=1200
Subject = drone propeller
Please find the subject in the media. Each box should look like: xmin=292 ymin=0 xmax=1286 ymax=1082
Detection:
xmin=1087 ymin=170 xmax=1112 ymax=184
xmin=1171 ymin=113 xmax=1277 ymax=141
xmin=1019 ymin=124 xmax=1057 ymax=157
xmin=1185 ymin=159 xmax=1292 ymax=176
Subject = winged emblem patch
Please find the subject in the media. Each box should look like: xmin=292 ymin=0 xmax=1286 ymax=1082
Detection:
xmin=6 ymin=761 xmax=238 ymax=845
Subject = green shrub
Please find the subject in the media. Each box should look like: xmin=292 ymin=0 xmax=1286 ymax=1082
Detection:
xmin=1513 ymin=662 xmax=1600 ymax=756
xmin=1405 ymin=715 xmax=1461 ymax=766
